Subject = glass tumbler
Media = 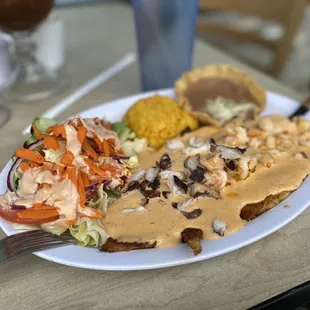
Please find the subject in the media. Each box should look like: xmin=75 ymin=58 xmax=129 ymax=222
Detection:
xmin=132 ymin=0 xmax=198 ymax=91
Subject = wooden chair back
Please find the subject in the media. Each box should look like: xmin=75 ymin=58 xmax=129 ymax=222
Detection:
xmin=197 ymin=0 xmax=308 ymax=76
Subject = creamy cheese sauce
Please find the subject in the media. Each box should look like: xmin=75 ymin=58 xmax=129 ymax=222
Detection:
xmin=103 ymin=125 xmax=310 ymax=248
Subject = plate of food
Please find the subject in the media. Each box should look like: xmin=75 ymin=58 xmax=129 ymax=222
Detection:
xmin=1 ymin=65 xmax=310 ymax=270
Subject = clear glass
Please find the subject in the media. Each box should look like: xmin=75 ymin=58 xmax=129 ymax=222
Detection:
xmin=9 ymin=31 xmax=65 ymax=102
xmin=0 ymin=0 xmax=66 ymax=103
xmin=132 ymin=0 xmax=198 ymax=91
xmin=0 ymin=105 xmax=10 ymax=128
xmin=0 ymin=91 xmax=11 ymax=128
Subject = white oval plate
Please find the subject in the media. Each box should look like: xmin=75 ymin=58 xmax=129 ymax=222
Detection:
xmin=1 ymin=89 xmax=309 ymax=271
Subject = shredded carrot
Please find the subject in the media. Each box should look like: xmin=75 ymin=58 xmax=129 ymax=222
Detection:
xmin=19 ymin=162 xmax=29 ymax=172
xmin=97 ymin=177 xmax=105 ymax=185
xmin=77 ymin=126 xmax=87 ymax=144
xmin=107 ymin=138 xmax=124 ymax=156
xmin=32 ymin=202 xmax=43 ymax=208
xmin=80 ymin=171 xmax=90 ymax=187
xmin=41 ymin=164 xmax=53 ymax=172
xmin=107 ymin=138 xmax=115 ymax=150
xmin=77 ymin=172 xmax=86 ymax=207
xmin=33 ymin=203 xmax=55 ymax=209
xmin=46 ymin=126 xmax=54 ymax=133
xmin=117 ymin=147 xmax=125 ymax=156
xmin=93 ymin=135 xmax=103 ymax=152
xmin=59 ymin=167 xmax=69 ymax=181
xmin=29 ymin=162 xmax=41 ymax=168
xmin=80 ymin=208 xmax=103 ymax=219
xmin=84 ymin=159 xmax=109 ymax=178
xmin=101 ymin=164 xmax=116 ymax=176
xmin=89 ymin=170 xmax=96 ymax=176
xmin=90 ymin=166 xmax=109 ymax=178
xmin=67 ymin=167 xmax=77 ymax=186
xmin=53 ymin=164 xmax=65 ymax=175
xmin=15 ymin=148 xmax=44 ymax=163
xmin=103 ymin=140 xmax=110 ymax=157
xmin=17 ymin=207 xmax=59 ymax=219
xmin=61 ymin=151 xmax=74 ymax=165
xmin=52 ymin=124 xmax=66 ymax=138
xmin=70 ymin=120 xmax=78 ymax=130
xmin=66 ymin=219 xmax=77 ymax=226
xmin=39 ymin=183 xmax=52 ymax=189
xmin=104 ymin=123 xmax=112 ymax=130
xmin=42 ymin=134 xmax=60 ymax=151
xmin=32 ymin=125 xmax=42 ymax=139
xmin=58 ymin=176 xmax=65 ymax=183
xmin=84 ymin=158 xmax=93 ymax=168
xmin=82 ymin=139 xmax=99 ymax=160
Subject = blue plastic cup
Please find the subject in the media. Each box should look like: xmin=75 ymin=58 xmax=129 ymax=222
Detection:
xmin=132 ymin=0 xmax=198 ymax=91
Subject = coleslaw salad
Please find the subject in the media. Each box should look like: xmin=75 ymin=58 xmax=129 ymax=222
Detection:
xmin=0 ymin=117 xmax=146 ymax=247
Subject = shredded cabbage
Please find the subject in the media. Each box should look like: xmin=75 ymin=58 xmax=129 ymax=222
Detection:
xmin=120 ymin=155 xmax=139 ymax=169
xmin=122 ymin=139 xmax=147 ymax=156
xmin=43 ymin=141 xmax=66 ymax=163
xmin=87 ymin=184 xmax=110 ymax=214
xmin=118 ymin=127 xmax=136 ymax=143
xmin=13 ymin=224 xmax=40 ymax=231
xmin=111 ymin=121 xmax=128 ymax=136
xmin=41 ymin=220 xmax=69 ymax=236
xmin=111 ymin=121 xmax=147 ymax=156
xmin=69 ymin=218 xmax=109 ymax=247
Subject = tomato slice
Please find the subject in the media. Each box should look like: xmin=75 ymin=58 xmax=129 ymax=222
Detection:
xmin=0 ymin=208 xmax=59 ymax=225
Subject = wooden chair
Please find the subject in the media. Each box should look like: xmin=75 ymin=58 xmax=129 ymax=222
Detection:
xmin=197 ymin=0 xmax=308 ymax=76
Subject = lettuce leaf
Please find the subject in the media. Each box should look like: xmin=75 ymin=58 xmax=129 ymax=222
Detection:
xmin=13 ymin=224 xmax=40 ymax=231
xmin=87 ymin=184 xmax=109 ymax=214
xmin=43 ymin=141 xmax=66 ymax=164
xmin=111 ymin=121 xmax=128 ymax=136
xmin=111 ymin=121 xmax=147 ymax=156
xmin=41 ymin=218 xmax=70 ymax=235
xmin=87 ymin=184 xmax=119 ymax=214
xmin=118 ymin=127 xmax=136 ymax=143
xmin=120 ymin=155 xmax=139 ymax=170
xmin=121 ymin=138 xmax=147 ymax=156
xmin=69 ymin=218 xmax=109 ymax=247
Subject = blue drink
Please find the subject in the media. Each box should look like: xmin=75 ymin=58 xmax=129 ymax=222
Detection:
xmin=132 ymin=0 xmax=198 ymax=91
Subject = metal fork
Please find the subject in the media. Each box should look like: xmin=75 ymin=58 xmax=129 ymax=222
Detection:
xmin=0 ymin=230 xmax=75 ymax=265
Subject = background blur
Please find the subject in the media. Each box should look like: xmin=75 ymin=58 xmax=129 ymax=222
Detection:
xmin=55 ymin=0 xmax=310 ymax=95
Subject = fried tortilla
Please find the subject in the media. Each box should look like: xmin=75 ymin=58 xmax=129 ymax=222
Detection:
xmin=240 ymin=191 xmax=291 ymax=221
xmin=100 ymin=238 xmax=156 ymax=253
xmin=175 ymin=65 xmax=266 ymax=126
xmin=181 ymin=228 xmax=203 ymax=256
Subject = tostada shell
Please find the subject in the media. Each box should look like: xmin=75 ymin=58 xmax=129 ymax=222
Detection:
xmin=175 ymin=64 xmax=266 ymax=126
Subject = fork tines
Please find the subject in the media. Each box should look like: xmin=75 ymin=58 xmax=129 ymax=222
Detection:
xmin=4 ymin=230 xmax=74 ymax=260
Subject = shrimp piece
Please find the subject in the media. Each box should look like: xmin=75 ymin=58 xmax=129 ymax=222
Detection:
xmin=204 ymin=170 xmax=227 ymax=191
xmin=201 ymin=152 xmax=225 ymax=171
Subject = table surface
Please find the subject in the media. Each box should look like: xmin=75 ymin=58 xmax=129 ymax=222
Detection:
xmin=0 ymin=3 xmax=309 ymax=310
